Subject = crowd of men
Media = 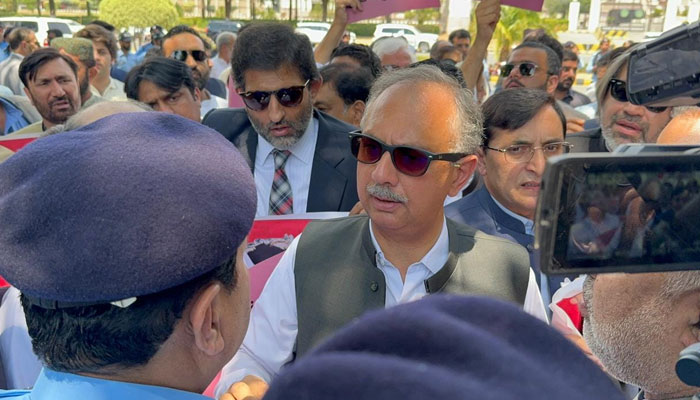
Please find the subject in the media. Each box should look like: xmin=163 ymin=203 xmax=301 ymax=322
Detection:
xmin=0 ymin=0 xmax=699 ymax=399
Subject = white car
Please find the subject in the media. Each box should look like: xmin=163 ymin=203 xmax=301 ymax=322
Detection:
xmin=295 ymin=22 xmax=331 ymax=45
xmin=0 ymin=17 xmax=83 ymax=46
xmin=372 ymin=23 xmax=438 ymax=53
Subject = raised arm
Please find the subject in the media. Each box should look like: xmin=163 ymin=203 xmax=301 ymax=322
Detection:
xmin=461 ymin=0 xmax=501 ymax=92
xmin=314 ymin=0 xmax=363 ymax=65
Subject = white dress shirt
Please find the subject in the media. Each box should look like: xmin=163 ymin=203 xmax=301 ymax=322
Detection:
xmin=200 ymin=90 xmax=228 ymax=119
xmin=211 ymin=57 xmax=229 ymax=83
xmin=89 ymin=78 xmax=126 ymax=101
xmin=215 ymin=218 xmax=546 ymax=397
xmin=253 ymin=118 xmax=319 ymax=217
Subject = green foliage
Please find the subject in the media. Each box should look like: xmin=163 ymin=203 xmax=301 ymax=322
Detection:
xmin=259 ymin=7 xmax=277 ymax=20
xmin=99 ymin=0 xmax=178 ymax=29
xmin=543 ymin=0 xmax=590 ymax=17
xmin=404 ymin=7 xmax=439 ymax=25
xmin=492 ymin=6 xmax=567 ymax=61
xmin=416 ymin=24 xmax=439 ymax=34
xmin=347 ymin=23 xmax=375 ymax=37
xmin=178 ymin=16 xmax=208 ymax=28
xmin=174 ymin=3 xmax=184 ymax=17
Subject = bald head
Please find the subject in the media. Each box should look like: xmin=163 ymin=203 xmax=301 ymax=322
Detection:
xmin=656 ymin=108 xmax=700 ymax=144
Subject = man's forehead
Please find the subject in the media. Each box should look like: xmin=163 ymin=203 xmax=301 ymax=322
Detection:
xmin=164 ymin=33 xmax=206 ymax=52
xmin=35 ymin=58 xmax=74 ymax=79
xmin=243 ymin=66 xmax=305 ymax=90
xmin=509 ymin=47 xmax=546 ymax=65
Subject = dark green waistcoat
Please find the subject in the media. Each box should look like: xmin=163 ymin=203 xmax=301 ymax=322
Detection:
xmin=294 ymin=215 xmax=531 ymax=358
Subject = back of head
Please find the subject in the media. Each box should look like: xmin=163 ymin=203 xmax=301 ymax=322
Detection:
xmin=481 ymin=88 xmax=566 ymax=146
xmin=216 ymin=31 xmax=236 ymax=49
xmin=330 ymin=43 xmax=382 ymax=79
xmin=76 ymin=23 xmax=118 ymax=60
xmin=264 ymin=295 xmax=627 ymax=400
xmin=320 ymin=63 xmax=374 ymax=105
xmin=372 ymin=37 xmax=416 ymax=63
xmin=562 ymin=49 xmax=578 ymax=63
xmin=51 ymin=37 xmax=96 ymax=68
xmin=18 ymin=47 xmax=78 ymax=88
xmin=0 ymin=112 xmax=256 ymax=373
xmin=125 ymin=56 xmax=197 ymax=101
xmin=429 ymin=40 xmax=450 ymax=60
xmin=656 ymin=108 xmax=700 ymax=144
xmin=54 ymin=100 xmax=151 ymax=134
xmin=410 ymin=58 xmax=466 ymax=89
xmin=231 ymin=22 xmax=317 ymax=89
xmin=7 ymin=27 xmax=32 ymax=51
xmin=514 ymin=41 xmax=562 ymax=76
xmin=88 ymin=20 xmax=115 ymax=32
xmin=448 ymin=29 xmax=471 ymax=43
xmin=364 ymin=65 xmax=481 ymax=154
xmin=522 ymin=31 xmax=563 ymax=63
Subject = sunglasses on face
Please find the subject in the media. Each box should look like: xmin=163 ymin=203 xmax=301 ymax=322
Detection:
xmin=349 ymin=132 xmax=466 ymax=177
xmin=500 ymin=62 xmax=540 ymax=78
xmin=608 ymin=79 xmax=668 ymax=113
xmin=170 ymin=50 xmax=208 ymax=62
xmin=239 ymin=80 xmax=310 ymax=111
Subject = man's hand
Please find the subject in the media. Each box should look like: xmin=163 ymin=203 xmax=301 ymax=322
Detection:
xmin=474 ymin=0 xmax=501 ymax=41
xmin=333 ymin=0 xmax=363 ymax=27
xmin=219 ymin=375 xmax=269 ymax=400
xmin=566 ymin=117 xmax=585 ymax=134
xmin=348 ymin=201 xmax=366 ymax=216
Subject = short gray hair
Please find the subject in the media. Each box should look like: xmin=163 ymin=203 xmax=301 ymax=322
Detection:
xmin=660 ymin=271 xmax=700 ymax=300
xmin=372 ymin=37 xmax=417 ymax=64
xmin=216 ymin=31 xmax=236 ymax=49
xmin=362 ymin=65 xmax=483 ymax=154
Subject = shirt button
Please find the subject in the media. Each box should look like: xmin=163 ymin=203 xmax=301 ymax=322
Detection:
xmin=370 ymin=282 xmax=379 ymax=292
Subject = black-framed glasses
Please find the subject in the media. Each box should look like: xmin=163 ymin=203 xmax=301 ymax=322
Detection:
xmin=484 ymin=142 xmax=573 ymax=164
xmin=349 ymin=132 xmax=466 ymax=177
xmin=170 ymin=50 xmax=208 ymax=62
xmin=608 ymin=79 xmax=668 ymax=113
xmin=500 ymin=62 xmax=540 ymax=78
xmin=239 ymin=80 xmax=310 ymax=111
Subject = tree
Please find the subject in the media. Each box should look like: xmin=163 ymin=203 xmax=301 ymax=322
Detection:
xmin=224 ymin=0 xmax=231 ymax=19
xmin=321 ymin=0 xmax=329 ymax=21
xmin=544 ymin=0 xmax=591 ymax=17
xmin=48 ymin=0 xmax=55 ymax=15
xmin=404 ymin=8 xmax=439 ymax=25
xmin=99 ymin=0 xmax=178 ymax=29
xmin=492 ymin=6 xmax=566 ymax=61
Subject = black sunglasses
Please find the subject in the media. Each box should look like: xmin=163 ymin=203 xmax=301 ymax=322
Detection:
xmin=239 ymin=80 xmax=310 ymax=111
xmin=609 ymin=79 xmax=668 ymax=113
xmin=500 ymin=62 xmax=539 ymax=78
xmin=170 ymin=50 xmax=208 ymax=62
xmin=349 ymin=132 xmax=466 ymax=177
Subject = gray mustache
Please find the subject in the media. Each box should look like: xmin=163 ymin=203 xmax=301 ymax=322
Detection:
xmin=366 ymin=184 xmax=408 ymax=204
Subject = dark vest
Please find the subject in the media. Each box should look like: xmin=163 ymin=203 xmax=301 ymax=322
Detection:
xmin=293 ymin=215 xmax=531 ymax=358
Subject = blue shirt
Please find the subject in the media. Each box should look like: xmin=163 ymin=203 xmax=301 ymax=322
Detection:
xmin=0 ymin=42 xmax=9 ymax=63
xmin=0 ymin=369 xmax=213 ymax=400
xmin=0 ymin=97 xmax=29 ymax=134
xmin=116 ymin=50 xmax=138 ymax=73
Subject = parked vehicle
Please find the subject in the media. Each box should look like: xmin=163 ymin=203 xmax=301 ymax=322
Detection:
xmin=0 ymin=17 xmax=83 ymax=46
xmin=206 ymin=20 xmax=243 ymax=41
xmin=295 ymin=22 xmax=331 ymax=44
xmin=372 ymin=23 xmax=438 ymax=53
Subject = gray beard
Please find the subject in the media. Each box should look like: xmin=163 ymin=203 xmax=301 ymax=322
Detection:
xmin=249 ymin=100 xmax=313 ymax=150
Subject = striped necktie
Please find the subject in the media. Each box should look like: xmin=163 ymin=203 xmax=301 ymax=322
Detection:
xmin=269 ymin=149 xmax=293 ymax=215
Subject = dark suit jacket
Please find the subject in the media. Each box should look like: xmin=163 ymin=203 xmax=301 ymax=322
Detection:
xmin=202 ymin=108 xmax=359 ymax=212
xmin=568 ymin=127 xmax=608 ymax=153
xmin=445 ymin=185 xmax=570 ymax=299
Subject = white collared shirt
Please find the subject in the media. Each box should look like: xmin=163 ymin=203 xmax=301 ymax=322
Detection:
xmin=215 ymin=218 xmax=545 ymax=397
xmin=199 ymin=91 xmax=228 ymax=119
xmin=491 ymin=195 xmax=535 ymax=236
xmin=253 ymin=118 xmax=319 ymax=217
xmin=89 ymin=78 xmax=125 ymax=101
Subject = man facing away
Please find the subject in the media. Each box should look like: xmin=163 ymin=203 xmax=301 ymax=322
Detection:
xmin=203 ymin=22 xmax=359 ymax=216
xmin=0 ymin=111 xmax=257 ymax=399
xmin=216 ymin=65 xmax=545 ymax=400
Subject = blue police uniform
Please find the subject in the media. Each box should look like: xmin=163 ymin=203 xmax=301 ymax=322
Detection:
xmin=0 ymin=369 xmax=212 ymax=399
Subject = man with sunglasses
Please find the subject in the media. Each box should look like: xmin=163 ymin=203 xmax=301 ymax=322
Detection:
xmin=202 ymin=22 xmax=359 ymax=216
xmin=162 ymin=25 xmax=226 ymax=117
xmin=446 ymin=89 xmax=572 ymax=303
xmin=215 ymin=65 xmax=544 ymax=400
xmin=502 ymin=41 xmax=560 ymax=94
xmin=568 ymin=48 xmax=673 ymax=153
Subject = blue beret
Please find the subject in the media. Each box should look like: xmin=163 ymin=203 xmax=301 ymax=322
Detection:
xmin=0 ymin=112 xmax=256 ymax=306
xmin=265 ymin=295 xmax=626 ymax=400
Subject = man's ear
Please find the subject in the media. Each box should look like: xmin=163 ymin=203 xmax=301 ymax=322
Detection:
xmin=189 ymin=283 xmax=225 ymax=357
xmin=88 ymin=66 xmax=98 ymax=82
xmin=23 ymin=86 xmax=35 ymax=106
xmin=476 ymin=146 xmax=488 ymax=177
xmin=546 ymin=75 xmax=559 ymax=95
xmin=349 ymin=100 xmax=365 ymax=127
xmin=193 ymin=87 xmax=202 ymax=104
xmin=309 ymin=78 xmax=323 ymax=99
xmin=448 ymin=154 xmax=478 ymax=197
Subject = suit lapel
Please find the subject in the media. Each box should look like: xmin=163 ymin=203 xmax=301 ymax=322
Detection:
xmin=306 ymin=111 xmax=350 ymax=212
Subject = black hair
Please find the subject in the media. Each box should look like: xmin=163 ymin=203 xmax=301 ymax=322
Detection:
xmin=410 ymin=58 xmax=466 ymax=89
xmin=7 ymin=27 xmax=32 ymax=51
xmin=513 ymin=41 xmax=562 ymax=76
xmin=125 ymin=56 xmax=197 ymax=100
xmin=562 ymin=49 xmax=578 ymax=63
xmin=330 ymin=44 xmax=382 ymax=79
xmin=88 ymin=20 xmax=115 ymax=32
xmin=164 ymin=25 xmax=210 ymax=50
xmin=481 ymin=88 xmax=566 ymax=146
xmin=448 ymin=29 xmax=471 ymax=43
xmin=521 ymin=31 xmax=563 ymax=63
xmin=76 ymin=24 xmax=118 ymax=60
xmin=46 ymin=29 xmax=64 ymax=39
xmin=21 ymin=254 xmax=238 ymax=373
xmin=320 ymin=63 xmax=373 ymax=105
xmin=231 ymin=22 xmax=318 ymax=89
xmin=19 ymin=47 xmax=79 ymax=88
xmin=436 ymin=45 xmax=460 ymax=61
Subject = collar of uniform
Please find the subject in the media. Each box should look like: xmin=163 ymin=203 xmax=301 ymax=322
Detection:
xmin=256 ymin=117 xmax=318 ymax=167
xmin=368 ymin=217 xmax=449 ymax=276
xmin=490 ymin=193 xmax=534 ymax=236
xmin=30 ymin=368 xmax=212 ymax=399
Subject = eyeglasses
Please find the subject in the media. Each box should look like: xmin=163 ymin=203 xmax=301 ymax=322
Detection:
xmin=239 ymin=80 xmax=310 ymax=111
xmin=349 ymin=132 xmax=466 ymax=177
xmin=608 ymin=79 xmax=668 ymax=113
xmin=484 ymin=142 xmax=573 ymax=164
xmin=170 ymin=50 xmax=208 ymax=63
xmin=500 ymin=62 xmax=540 ymax=78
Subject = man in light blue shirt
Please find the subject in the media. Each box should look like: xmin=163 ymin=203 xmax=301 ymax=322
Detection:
xmin=0 ymin=112 xmax=256 ymax=399
xmin=0 ymin=96 xmax=32 ymax=134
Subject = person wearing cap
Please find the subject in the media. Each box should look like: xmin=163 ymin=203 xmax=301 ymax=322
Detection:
xmin=0 ymin=111 xmax=257 ymax=398
xmin=76 ymin=24 xmax=125 ymax=100
xmin=216 ymin=65 xmax=545 ymax=400
xmin=135 ymin=25 xmax=164 ymax=65
xmin=116 ymin=31 xmax=136 ymax=73
xmin=50 ymin=37 xmax=102 ymax=109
